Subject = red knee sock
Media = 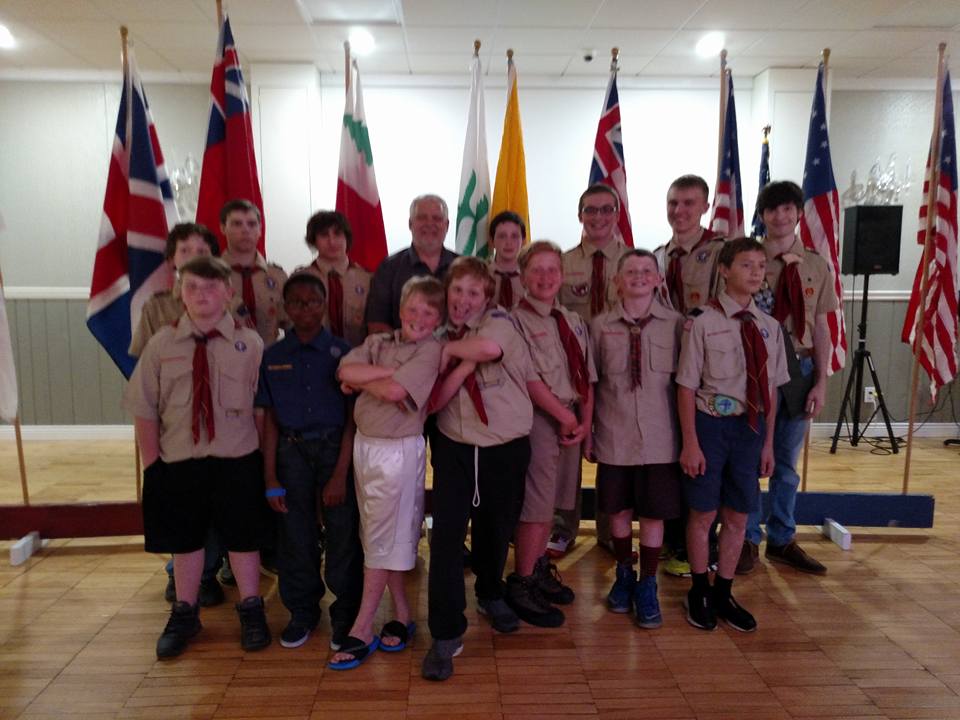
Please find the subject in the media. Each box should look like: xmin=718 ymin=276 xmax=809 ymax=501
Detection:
xmin=639 ymin=545 xmax=660 ymax=577
xmin=612 ymin=535 xmax=633 ymax=565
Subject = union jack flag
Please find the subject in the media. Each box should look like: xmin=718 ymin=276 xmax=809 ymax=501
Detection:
xmin=901 ymin=70 xmax=958 ymax=400
xmin=710 ymin=73 xmax=744 ymax=238
xmin=196 ymin=15 xmax=265 ymax=255
xmin=86 ymin=48 xmax=178 ymax=378
xmin=799 ymin=62 xmax=846 ymax=374
xmin=589 ymin=59 xmax=633 ymax=246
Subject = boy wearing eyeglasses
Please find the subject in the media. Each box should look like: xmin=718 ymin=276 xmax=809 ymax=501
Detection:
xmin=552 ymin=184 xmax=628 ymax=559
xmin=256 ymin=273 xmax=364 ymax=652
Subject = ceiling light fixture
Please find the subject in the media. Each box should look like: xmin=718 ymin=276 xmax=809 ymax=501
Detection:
xmin=695 ymin=32 xmax=724 ymax=58
xmin=349 ymin=27 xmax=375 ymax=56
xmin=0 ymin=23 xmax=16 ymax=50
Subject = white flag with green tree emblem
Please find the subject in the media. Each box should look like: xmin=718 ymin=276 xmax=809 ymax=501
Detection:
xmin=455 ymin=54 xmax=491 ymax=257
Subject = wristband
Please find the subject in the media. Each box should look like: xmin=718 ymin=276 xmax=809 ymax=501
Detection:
xmin=265 ymin=487 xmax=286 ymax=498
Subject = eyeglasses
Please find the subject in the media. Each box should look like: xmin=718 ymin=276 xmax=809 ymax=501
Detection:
xmin=581 ymin=205 xmax=617 ymax=217
xmin=285 ymin=298 xmax=323 ymax=309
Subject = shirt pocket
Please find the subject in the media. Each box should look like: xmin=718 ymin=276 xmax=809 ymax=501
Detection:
xmin=159 ymin=360 xmax=192 ymax=412
xmin=477 ymin=359 xmax=505 ymax=390
xmin=219 ymin=367 xmax=251 ymax=412
xmin=600 ymin=334 xmax=629 ymax=375
xmin=704 ymin=332 xmax=742 ymax=379
xmin=648 ymin=338 xmax=678 ymax=374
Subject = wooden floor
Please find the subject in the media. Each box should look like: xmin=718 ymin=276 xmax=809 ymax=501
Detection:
xmin=2 ymin=437 xmax=960 ymax=719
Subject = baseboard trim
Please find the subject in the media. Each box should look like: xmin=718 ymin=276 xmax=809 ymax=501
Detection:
xmin=1 ymin=422 xmax=957 ymax=442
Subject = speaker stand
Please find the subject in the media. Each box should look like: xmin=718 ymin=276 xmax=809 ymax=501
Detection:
xmin=830 ymin=274 xmax=899 ymax=453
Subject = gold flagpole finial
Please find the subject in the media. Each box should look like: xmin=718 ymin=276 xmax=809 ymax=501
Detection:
xmin=474 ymin=39 xmax=481 ymax=56
xmin=507 ymin=48 xmax=514 ymax=61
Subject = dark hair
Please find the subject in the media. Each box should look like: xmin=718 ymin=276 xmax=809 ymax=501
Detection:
xmin=444 ymin=256 xmax=496 ymax=301
xmin=178 ymin=255 xmax=232 ymax=282
xmin=164 ymin=222 xmax=219 ymax=260
xmin=718 ymin=237 xmax=764 ymax=268
xmin=517 ymin=239 xmax=562 ymax=272
xmin=668 ymin=174 xmax=710 ymax=200
xmin=755 ymin=180 xmax=803 ymax=215
xmin=283 ymin=272 xmax=327 ymax=301
xmin=578 ymin=184 xmax=620 ymax=214
xmin=616 ymin=248 xmax=658 ymax=272
xmin=305 ymin=210 xmax=353 ymax=250
xmin=489 ymin=210 xmax=527 ymax=240
xmin=219 ymin=198 xmax=261 ymax=225
xmin=400 ymin=276 xmax=445 ymax=316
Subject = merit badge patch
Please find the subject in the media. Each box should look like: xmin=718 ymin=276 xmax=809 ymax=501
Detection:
xmin=709 ymin=394 xmax=737 ymax=416
xmin=235 ymin=340 xmax=247 ymax=352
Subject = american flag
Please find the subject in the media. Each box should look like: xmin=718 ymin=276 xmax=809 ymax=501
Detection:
xmin=751 ymin=128 xmax=771 ymax=237
xmin=901 ymin=70 xmax=958 ymax=400
xmin=710 ymin=73 xmax=744 ymax=238
xmin=196 ymin=15 xmax=265 ymax=256
xmin=799 ymin=63 xmax=846 ymax=374
xmin=86 ymin=48 xmax=178 ymax=379
xmin=589 ymin=59 xmax=633 ymax=247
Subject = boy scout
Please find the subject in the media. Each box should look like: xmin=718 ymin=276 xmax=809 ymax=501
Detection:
xmin=740 ymin=181 xmax=838 ymax=575
xmin=125 ymin=256 xmax=271 ymax=658
xmin=129 ymin=222 xmax=220 ymax=358
xmin=298 ymin=210 xmax=371 ymax=347
xmin=554 ymin=184 xmax=628 ymax=558
xmin=129 ymin=222 xmax=225 ymax=607
xmin=676 ymin=238 xmax=790 ymax=633
xmin=422 ymin=257 xmax=537 ymax=681
xmin=655 ymin=175 xmax=726 ymax=313
xmin=220 ymin=198 xmax=288 ymax=345
xmin=330 ymin=276 xmax=444 ymax=670
xmin=488 ymin=210 xmax=525 ymax=311
xmin=256 ymin=274 xmax=363 ymax=652
xmin=654 ymin=174 xmax=726 ymax=577
xmin=590 ymin=250 xmax=685 ymax=629
xmin=511 ymin=241 xmax=596 ymax=628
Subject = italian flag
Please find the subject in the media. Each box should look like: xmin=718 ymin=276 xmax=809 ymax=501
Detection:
xmin=491 ymin=52 xmax=530 ymax=239
xmin=337 ymin=58 xmax=388 ymax=272
xmin=455 ymin=53 xmax=492 ymax=257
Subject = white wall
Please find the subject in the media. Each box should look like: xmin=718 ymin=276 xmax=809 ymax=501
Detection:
xmin=0 ymin=69 xmax=946 ymax=295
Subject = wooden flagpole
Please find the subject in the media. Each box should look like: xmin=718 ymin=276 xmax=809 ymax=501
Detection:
xmin=344 ymin=41 xmax=351 ymax=95
xmin=475 ymin=39 xmax=481 ymax=58
xmin=0 ymin=265 xmax=28 ymax=505
xmin=716 ymin=49 xmax=728 ymax=188
xmin=215 ymin=0 xmax=223 ymax=27
xmin=611 ymin=46 xmax=619 ymax=72
xmin=903 ymin=42 xmax=948 ymax=494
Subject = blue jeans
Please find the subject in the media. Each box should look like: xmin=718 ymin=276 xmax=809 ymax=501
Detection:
xmin=746 ymin=357 xmax=813 ymax=546
xmin=165 ymin=528 xmax=221 ymax=582
xmin=275 ymin=431 xmax=363 ymax=632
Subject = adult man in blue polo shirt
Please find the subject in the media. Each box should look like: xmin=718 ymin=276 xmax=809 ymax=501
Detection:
xmin=366 ymin=194 xmax=458 ymax=334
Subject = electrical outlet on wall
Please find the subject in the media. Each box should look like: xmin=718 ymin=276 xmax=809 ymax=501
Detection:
xmin=864 ymin=386 xmax=877 ymax=405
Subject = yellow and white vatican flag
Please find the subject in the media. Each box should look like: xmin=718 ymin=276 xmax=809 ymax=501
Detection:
xmin=491 ymin=50 xmax=530 ymax=238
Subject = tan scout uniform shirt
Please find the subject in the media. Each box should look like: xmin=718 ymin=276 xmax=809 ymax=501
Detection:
xmin=560 ymin=235 xmax=628 ymax=322
xmin=762 ymin=237 xmax=839 ymax=351
xmin=513 ymin=295 xmax=597 ymax=405
xmin=124 ymin=312 xmax=264 ymax=463
xmin=222 ymin=250 xmax=288 ymax=346
xmin=590 ymin=300 xmax=683 ymax=465
xmin=299 ymin=257 xmax=371 ymax=348
xmin=676 ymin=291 xmax=790 ymax=417
xmin=488 ymin=263 xmax=524 ymax=311
xmin=654 ymin=229 xmax=725 ymax=311
xmin=437 ymin=308 xmax=537 ymax=447
xmin=342 ymin=331 xmax=442 ymax=439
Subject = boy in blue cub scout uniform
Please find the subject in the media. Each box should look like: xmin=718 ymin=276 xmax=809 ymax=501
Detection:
xmin=256 ymin=273 xmax=364 ymax=651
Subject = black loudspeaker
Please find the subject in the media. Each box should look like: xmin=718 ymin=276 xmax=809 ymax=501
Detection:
xmin=841 ymin=205 xmax=903 ymax=275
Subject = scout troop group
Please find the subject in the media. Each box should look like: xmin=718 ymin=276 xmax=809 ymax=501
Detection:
xmin=124 ymin=174 xmax=838 ymax=681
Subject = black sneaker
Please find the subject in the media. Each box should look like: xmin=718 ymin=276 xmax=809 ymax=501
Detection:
xmin=533 ymin=555 xmax=575 ymax=605
xmin=163 ymin=575 xmax=176 ymax=603
xmin=477 ymin=597 xmax=519 ymax=633
xmin=279 ymin=619 xmax=316 ymax=649
xmin=156 ymin=601 xmax=201 ymax=659
xmin=236 ymin=596 xmax=272 ymax=651
xmin=505 ymin=573 xmax=564 ymax=628
xmin=198 ymin=577 xmax=224 ymax=607
xmin=683 ymin=587 xmax=717 ymax=631
xmin=714 ymin=593 xmax=757 ymax=633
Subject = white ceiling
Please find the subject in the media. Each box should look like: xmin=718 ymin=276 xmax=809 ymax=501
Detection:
xmin=0 ymin=0 xmax=957 ymax=79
